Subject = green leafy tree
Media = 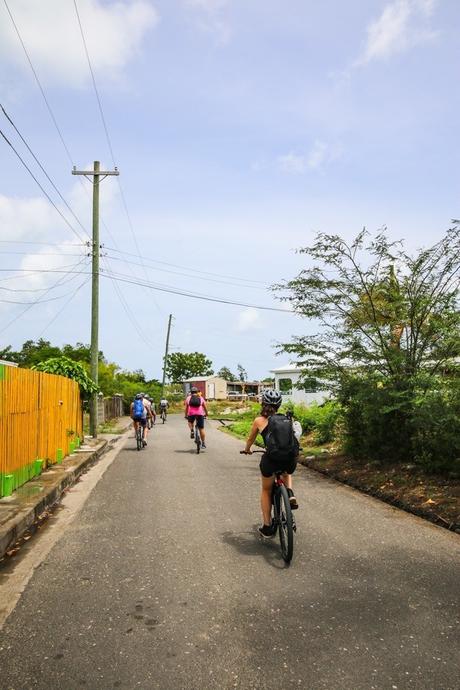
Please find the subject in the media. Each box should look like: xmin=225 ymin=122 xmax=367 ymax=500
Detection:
xmin=237 ymin=364 xmax=247 ymax=382
xmin=165 ymin=352 xmax=213 ymax=383
xmin=32 ymin=357 xmax=98 ymax=397
xmin=275 ymin=225 xmax=460 ymax=467
xmin=217 ymin=366 xmax=237 ymax=381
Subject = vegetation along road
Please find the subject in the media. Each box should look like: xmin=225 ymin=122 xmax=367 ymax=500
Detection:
xmin=0 ymin=415 xmax=459 ymax=689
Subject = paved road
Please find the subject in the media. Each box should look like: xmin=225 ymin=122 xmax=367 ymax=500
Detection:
xmin=0 ymin=415 xmax=459 ymax=689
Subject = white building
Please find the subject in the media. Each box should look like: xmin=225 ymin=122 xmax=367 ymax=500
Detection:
xmin=270 ymin=365 xmax=330 ymax=405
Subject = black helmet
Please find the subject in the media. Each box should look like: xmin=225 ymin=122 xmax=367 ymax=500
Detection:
xmin=261 ymin=389 xmax=282 ymax=407
xmin=190 ymin=386 xmax=198 ymax=393
xmin=135 ymin=393 xmax=143 ymax=400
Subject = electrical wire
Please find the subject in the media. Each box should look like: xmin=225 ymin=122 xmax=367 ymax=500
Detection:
xmin=73 ymin=0 xmax=164 ymax=317
xmin=104 ymin=252 xmax=268 ymax=291
xmin=101 ymin=256 xmax=157 ymax=351
xmin=101 ymin=268 xmax=292 ymax=313
xmin=2 ymin=0 xmax=75 ymax=166
xmin=37 ymin=276 xmax=90 ymax=338
xmin=0 ymin=257 xmax=90 ymax=334
xmin=0 ymin=128 xmax=87 ymax=244
xmin=0 ymin=104 xmax=90 ymax=239
xmin=105 ymin=246 xmax=267 ymax=286
xmin=0 ymin=240 xmax=84 ymax=246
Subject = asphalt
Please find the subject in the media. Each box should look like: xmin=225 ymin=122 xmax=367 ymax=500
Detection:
xmin=0 ymin=414 xmax=459 ymax=690
xmin=0 ymin=418 xmax=135 ymax=560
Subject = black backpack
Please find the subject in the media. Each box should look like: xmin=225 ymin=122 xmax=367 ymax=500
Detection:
xmin=189 ymin=394 xmax=201 ymax=408
xmin=264 ymin=414 xmax=299 ymax=461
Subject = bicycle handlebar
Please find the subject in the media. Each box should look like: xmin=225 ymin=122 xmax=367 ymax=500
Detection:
xmin=240 ymin=449 xmax=264 ymax=454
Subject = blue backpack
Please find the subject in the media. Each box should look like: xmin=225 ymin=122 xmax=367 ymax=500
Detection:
xmin=133 ymin=398 xmax=144 ymax=418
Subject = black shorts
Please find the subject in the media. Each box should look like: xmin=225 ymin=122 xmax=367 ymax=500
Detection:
xmin=259 ymin=453 xmax=297 ymax=478
xmin=133 ymin=416 xmax=147 ymax=427
xmin=188 ymin=414 xmax=205 ymax=429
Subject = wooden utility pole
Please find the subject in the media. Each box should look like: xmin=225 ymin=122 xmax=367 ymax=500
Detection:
xmin=72 ymin=162 xmax=119 ymax=437
xmin=161 ymin=314 xmax=173 ymax=396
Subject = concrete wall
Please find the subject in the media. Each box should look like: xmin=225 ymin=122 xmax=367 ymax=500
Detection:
xmin=274 ymin=370 xmax=329 ymax=405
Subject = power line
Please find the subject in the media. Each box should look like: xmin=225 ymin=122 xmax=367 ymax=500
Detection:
xmin=38 ymin=276 xmax=90 ymax=338
xmin=104 ymin=252 xmax=268 ymax=291
xmin=0 ymin=257 xmax=90 ymax=334
xmin=0 ymin=104 xmax=90 ymax=239
xmin=101 ymin=269 xmax=292 ymax=313
xmin=0 ymin=251 xmax=86 ymax=257
xmin=73 ymin=0 xmax=164 ymax=317
xmin=101 ymin=256 xmax=157 ymax=351
xmin=0 ymin=240 xmax=83 ymax=246
xmin=105 ymin=246 xmax=267 ymax=286
xmin=2 ymin=0 xmax=75 ymax=166
xmin=0 ymin=128 xmax=87 ymax=243
xmin=0 ymin=262 xmax=88 ymax=280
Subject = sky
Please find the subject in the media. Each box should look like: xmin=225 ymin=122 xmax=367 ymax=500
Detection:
xmin=0 ymin=0 xmax=459 ymax=381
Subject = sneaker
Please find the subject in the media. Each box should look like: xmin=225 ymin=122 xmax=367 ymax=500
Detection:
xmin=258 ymin=523 xmax=276 ymax=538
xmin=190 ymin=431 xmax=194 ymax=439
xmin=201 ymin=442 xmax=206 ymax=449
xmin=143 ymin=440 xmax=147 ymax=447
xmin=287 ymin=488 xmax=299 ymax=510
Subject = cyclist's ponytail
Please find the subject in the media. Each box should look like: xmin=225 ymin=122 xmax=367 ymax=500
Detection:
xmin=261 ymin=403 xmax=279 ymax=418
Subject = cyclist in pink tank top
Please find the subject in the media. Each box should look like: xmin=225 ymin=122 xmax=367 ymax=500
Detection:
xmin=185 ymin=387 xmax=208 ymax=448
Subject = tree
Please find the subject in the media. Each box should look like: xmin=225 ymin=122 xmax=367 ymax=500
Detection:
xmin=275 ymin=226 xmax=460 ymax=466
xmin=237 ymin=364 xmax=247 ymax=382
xmin=164 ymin=352 xmax=214 ymax=383
xmin=32 ymin=357 xmax=98 ymax=398
xmin=217 ymin=366 xmax=237 ymax=381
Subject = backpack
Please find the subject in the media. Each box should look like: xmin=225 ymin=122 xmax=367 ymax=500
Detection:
xmin=264 ymin=414 xmax=299 ymax=461
xmin=133 ymin=398 xmax=144 ymax=418
xmin=189 ymin=394 xmax=201 ymax=408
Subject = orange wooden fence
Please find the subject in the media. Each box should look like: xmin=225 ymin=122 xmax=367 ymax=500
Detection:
xmin=0 ymin=364 xmax=82 ymax=497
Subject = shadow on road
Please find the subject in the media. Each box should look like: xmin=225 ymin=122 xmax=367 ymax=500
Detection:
xmin=221 ymin=528 xmax=288 ymax=570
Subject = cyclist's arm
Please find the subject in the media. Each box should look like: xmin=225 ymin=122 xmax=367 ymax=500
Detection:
xmin=202 ymin=401 xmax=208 ymax=416
xmin=244 ymin=420 xmax=260 ymax=454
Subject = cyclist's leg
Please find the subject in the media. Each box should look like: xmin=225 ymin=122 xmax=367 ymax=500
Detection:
xmin=187 ymin=415 xmax=195 ymax=437
xmin=261 ymin=475 xmax=275 ymax=526
xmin=197 ymin=415 xmax=205 ymax=442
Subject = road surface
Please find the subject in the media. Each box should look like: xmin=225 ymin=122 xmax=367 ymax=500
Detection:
xmin=0 ymin=414 xmax=459 ymax=689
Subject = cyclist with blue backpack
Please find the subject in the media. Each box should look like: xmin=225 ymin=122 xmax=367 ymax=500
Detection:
xmin=242 ymin=389 xmax=300 ymax=538
xmin=130 ymin=393 xmax=150 ymax=447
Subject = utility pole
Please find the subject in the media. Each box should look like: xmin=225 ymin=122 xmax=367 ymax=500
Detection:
xmin=72 ymin=161 xmax=119 ymax=438
xmin=161 ymin=313 xmax=173 ymax=396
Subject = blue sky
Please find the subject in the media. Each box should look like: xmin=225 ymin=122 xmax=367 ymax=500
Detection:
xmin=0 ymin=0 xmax=458 ymax=381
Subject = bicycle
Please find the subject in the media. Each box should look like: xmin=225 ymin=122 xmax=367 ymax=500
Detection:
xmin=135 ymin=422 xmax=145 ymax=451
xmin=240 ymin=449 xmax=296 ymax=564
xmin=160 ymin=407 xmax=167 ymax=424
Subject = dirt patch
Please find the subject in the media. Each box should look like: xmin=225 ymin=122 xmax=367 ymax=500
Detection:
xmin=300 ymin=453 xmax=460 ymax=533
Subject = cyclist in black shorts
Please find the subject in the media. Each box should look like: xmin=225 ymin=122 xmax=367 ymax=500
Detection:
xmin=243 ymin=389 xmax=299 ymax=537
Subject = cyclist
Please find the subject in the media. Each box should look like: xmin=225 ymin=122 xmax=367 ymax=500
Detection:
xmin=130 ymin=393 xmax=149 ymax=446
xmin=185 ymin=387 xmax=208 ymax=448
xmin=159 ymin=397 xmax=169 ymax=419
xmin=242 ymin=389 xmax=299 ymax=538
xmin=145 ymin=395 xmax=156 ymax=425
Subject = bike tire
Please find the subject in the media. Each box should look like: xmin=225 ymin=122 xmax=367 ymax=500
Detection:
xmin=276 ymin=484 xmax=294 ymax=563
xmin=195 ymin=428 xmax=201 ymax=454
xmin=136 ymin=427 xmax=142 ymax=451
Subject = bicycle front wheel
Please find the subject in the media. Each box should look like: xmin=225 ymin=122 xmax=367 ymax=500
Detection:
xmin=276 ymin=484 xmax=294 ymax=563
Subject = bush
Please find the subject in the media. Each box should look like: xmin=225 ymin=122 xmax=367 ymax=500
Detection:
xmin=411 ymin=380 xmax=460 ymax=473
xmin=284 ymin=401 xmax=341 ymax=444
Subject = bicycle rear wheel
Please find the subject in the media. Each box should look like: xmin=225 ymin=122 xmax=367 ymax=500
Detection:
xmin=195 ymin=426 xmax=201 ymax=454
xmin=136 ymin=426 xmax=143 ymax=451
xmin=275 ymin=484 xmax=294 ymax=563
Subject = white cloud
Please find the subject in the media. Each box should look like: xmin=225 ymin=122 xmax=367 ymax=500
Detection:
xmin=237 ymin=307 xmax=263 ymax=332
xmin=184 ymin=0 xmax=231 ymax=44
xmin=278 ymin=141 xmax=338 ymax=175
xmin=0 ymin=0 xmax=159 ymax=87
xmin=356 ymin=0 xmax=438 ymax=66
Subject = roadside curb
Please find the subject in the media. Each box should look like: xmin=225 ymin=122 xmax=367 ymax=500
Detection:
xmin=0 ymin=439 xmax=110 ymax=561
xmin=299 ymin=456 xmax=460 ymax=535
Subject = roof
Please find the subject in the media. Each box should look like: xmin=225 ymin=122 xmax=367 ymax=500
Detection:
xmin=182 ymin=376 xmax=225 ymax=383
xmin=0 ymin=359 xmax=18 ymax=367
xmin=270 ymin=365 xmax=302 ymax=374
